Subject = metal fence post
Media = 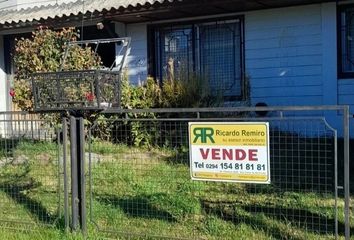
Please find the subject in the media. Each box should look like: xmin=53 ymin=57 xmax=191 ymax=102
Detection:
xmin=77 ymin=117 xmax=86 ymax=233
xmin=334 ymin=129 xmax=338 ymax=240
xmin=62 ymin=117 xmax=69 ymax=231
xmin=68 ymin=116 xmax=87 ymax=233
xmin=343 ymin=106 xmax=350 ymax=240
xmin=70 ymin=116 xmax=79 ymax=230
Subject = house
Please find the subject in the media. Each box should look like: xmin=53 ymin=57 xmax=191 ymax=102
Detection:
xmin=0 ymin=0 xmax=352 ymax=133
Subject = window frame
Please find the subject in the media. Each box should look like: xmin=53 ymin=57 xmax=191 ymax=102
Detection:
xmin=147 ymin=15 xmax=245 ymax=101
xmin=337 ymin=4 xmax=354 ymax=79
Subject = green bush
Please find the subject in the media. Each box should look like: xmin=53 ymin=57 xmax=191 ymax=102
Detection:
xmin=161 ymin=74 xmax=222 ymax=108
xmin=13 ymin=27 xmax=101 ymax=111
xmin=107 ymin=74 xmax=224 ymax=148
xmin=12 ymin=26 xmax=249 ymax=148
xmin=121 ymin=76 xmax=161 ymax=109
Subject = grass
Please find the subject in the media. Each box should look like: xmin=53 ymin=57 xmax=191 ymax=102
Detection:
xmin=0 ymin=139 xmax=352 ymax=239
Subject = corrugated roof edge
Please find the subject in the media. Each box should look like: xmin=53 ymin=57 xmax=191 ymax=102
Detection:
xmin=0 ymin=0 xmax=178 ymax=25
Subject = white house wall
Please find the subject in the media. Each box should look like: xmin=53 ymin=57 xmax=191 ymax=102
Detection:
xmin=126 ymin=23 xmax=148 ymax=85
xmin=0 ymin=35 xmax=7 ymax=137
xmin=0 ymin=35 xmax=6 ymax=112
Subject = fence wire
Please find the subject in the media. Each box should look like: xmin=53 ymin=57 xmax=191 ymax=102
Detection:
xmin=0 ymin=112 xmax=63 ymax=229
xmin=0 ymin=109 xmax=350 ymax=240
xmin=88 ymin=113 xmax=341 ymax=240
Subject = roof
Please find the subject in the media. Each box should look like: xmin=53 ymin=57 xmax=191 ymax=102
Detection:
xmin=0 ymin=0 xmax=339 ymax=30
xmin=0 ymin=0 xmax=176 ymax=25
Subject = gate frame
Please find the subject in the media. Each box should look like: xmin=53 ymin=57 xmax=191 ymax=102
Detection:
xmin=0 ymin=111 xmax=63 ymax=229
xmin=96 ymin=105 xmax=350 ymax=239
xmin=2 ymin=105 xmax=348 ymax=238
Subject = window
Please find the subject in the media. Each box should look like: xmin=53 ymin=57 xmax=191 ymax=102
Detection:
xmin=339 ymin=6 xmax=354 ymax=78
xmin=80 ymin=23 xmax=117 ymax=68
xmin=149 ymin=17 xmax=244 ymax=100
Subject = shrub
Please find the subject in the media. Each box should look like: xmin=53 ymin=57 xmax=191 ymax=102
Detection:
xmin=12 ymin=26 xmax=249 ymax=148
xmin=13 ymin=27 xmax=101 ymax=111
xmin=101 ymin=76 xmax=160 ymax=147
xmin=121 ymin=76 xmax=161 ymax=110
xmin=161 ymin=74 xmax=221 ymax=108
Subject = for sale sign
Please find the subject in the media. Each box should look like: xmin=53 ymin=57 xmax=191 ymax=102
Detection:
xmin=189 ymin=122 xmax=270 ymax=184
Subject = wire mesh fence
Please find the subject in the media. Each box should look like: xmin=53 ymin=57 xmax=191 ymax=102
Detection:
xmin=87 ymin=109 xmax=345 ymax=240
xmin=0 ymin=112 xmax=63 ymax=229
xmin=0 ymin=107 xmax=350 ymax=239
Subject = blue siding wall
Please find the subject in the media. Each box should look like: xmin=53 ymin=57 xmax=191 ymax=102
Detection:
xmin=245 ymin=5 xmax=324 ymax=107
xmin=244 ymin=4 xmax=350 ymax=136
xmin=339 ymin=81 xmax=354 ymax=109
xmin=339 ymin=80 xmax=354 ymax=136
xmin=124 ymin=3 xmax=352 ymax=136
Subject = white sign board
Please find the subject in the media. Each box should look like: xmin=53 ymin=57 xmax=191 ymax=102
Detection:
xmin=189 ymin=122 xmax=270 ymax=184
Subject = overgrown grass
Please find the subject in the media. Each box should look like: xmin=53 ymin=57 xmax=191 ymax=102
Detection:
xmin=0 ymin=140 xmax=352 ymax=239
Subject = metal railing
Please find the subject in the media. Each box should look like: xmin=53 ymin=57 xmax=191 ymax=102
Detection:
xmin=31 ymin=70 xmax=121 ymax=112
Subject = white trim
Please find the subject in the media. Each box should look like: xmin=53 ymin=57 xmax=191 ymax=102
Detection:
xmin=0 ymin=35 xmax=7 ymax=113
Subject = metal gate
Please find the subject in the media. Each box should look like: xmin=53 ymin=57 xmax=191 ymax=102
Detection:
xmin=0 ymin=106 xmax=351 ymax=239
xmin=0 ymin=112 xmax=64 ymax=230
xmin=87 ymin=106 xmax=350 ymax=240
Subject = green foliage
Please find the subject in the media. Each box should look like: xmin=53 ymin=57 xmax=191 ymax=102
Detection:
xmin=118 ymin=76 xmax=155 ymax=147
xmin=120 ymin=73 xmax=222 ymax=110
xmin=13 ymin=27 xmax=101 ymax=111
xmin=121 ymin=76 xmax=161 ymax=109
xmin=114 ymin=74 xmax=224 ymax=147
xmin=160 ymin=74 xmax=221 ymax=108
xmin=92 ymin=71 xmax=236 ymax=148
xmin=91 ymin=76 xmax=159 ymax=148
